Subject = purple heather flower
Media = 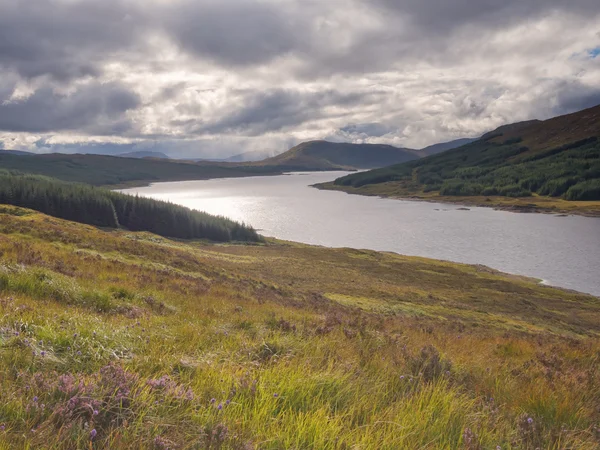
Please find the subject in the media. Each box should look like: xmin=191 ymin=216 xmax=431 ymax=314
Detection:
xmin=38 ymin=341 xmax=43 ymax=346
xmin=77 ymin=351 xmax=82 ymax=355
xmin=90 ymin=429 xmax=97 ymax=439
xmin=40 ymin=351 xmax=46 ymax=357
xmin=33 ymin=396 xmax=38 ymax=402
xmin=527 ymin=417 xmax=534 ymax=425
xmin=273 ymin=393 xmax=279 ymax=398
xmin=400 ymin=375 xmax=404 ymax=379
xmin=0 ymin=425 xmax=5 ymax=431
xmin=14 ymin=332 xmax=19 ymax=336
xmin=225 ymin=399 xmax=231 ymax=406
xmin=217 ymin=403 xmax=223 ymax=410
xmin=93 ymin=410 xmax=99 ymax=416
xmin=210 ymin=398 xmax=216 ymax=404
xmin=73 ymin=333 xmax=78 ymax=338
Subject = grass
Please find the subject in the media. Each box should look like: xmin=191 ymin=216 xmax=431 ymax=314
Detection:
xmin=0 ymin=206 xmax=599 ymax=449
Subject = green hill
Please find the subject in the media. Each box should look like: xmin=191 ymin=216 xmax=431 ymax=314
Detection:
xmin=322 ymin=105 xmax=600 ymax=214
xmin=0 ymin=206 xmax=599 ymax=448
xmin=258 ymin=140 xmax=421 ymax=170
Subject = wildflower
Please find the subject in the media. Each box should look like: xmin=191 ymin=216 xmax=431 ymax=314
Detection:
xmin=93 ymin=410 xmax=99 ymax=416
xmin=90 ymin=429 xmax=97 ymax=439
xmin=225 ymin=399 xmax=231 ymax=406
xmin=217 ymin=403 xmax=223 ymax=410
xmin=14 ymin=331 xmax=19 ymax=336
xmin=73 ymin=333 xmax=78 ymax=338
xmin=527 ymin=417 xmax=534 ymax=425
xmin=273 ymin=393 xmax=279 ymax=398
xmin=0 ymin=425 xmax=5 ymax=431
xmin=33 ymin=396 xmax=38 ymax=403
xmin=40 ymin=351 xmax=46 ymax=357
xmin=77 ymin=351 xmax=82 ymax=355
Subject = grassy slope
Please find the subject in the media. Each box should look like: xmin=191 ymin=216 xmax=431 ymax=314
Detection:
xmin=258 ymin=141 xmax=421 ymax=170
xmin=0 ymin=206 xmax=599 ymax=449
xmin=319 ymin=105 xmax=600 ymax=216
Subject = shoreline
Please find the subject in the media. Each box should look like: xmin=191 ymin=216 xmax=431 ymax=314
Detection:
xmin=313 ymin=182 xmax=600 ymax=218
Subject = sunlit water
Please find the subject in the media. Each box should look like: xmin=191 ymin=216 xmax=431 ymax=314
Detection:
xmin=121 ymin=172 xmax=600 ymax=296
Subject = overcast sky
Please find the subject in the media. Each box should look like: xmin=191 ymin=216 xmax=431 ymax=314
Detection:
xmin=1 ymin=0 xmax=599 ymax=158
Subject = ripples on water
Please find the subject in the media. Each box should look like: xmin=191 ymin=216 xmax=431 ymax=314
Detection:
xmin=121 ymin=172 xmax=600 ymax=296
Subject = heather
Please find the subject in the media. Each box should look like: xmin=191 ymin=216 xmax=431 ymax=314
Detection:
xmin=0 ymin=206 xmax=599 ymax=449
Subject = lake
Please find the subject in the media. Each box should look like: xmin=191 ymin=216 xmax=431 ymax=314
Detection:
xmin=121 ymin=172 xmax=600 ymax=296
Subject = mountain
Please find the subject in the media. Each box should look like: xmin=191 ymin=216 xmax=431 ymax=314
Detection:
xmin=117 ymin=150 xmax=170 ymax=159
xmin=321 ymin=104 xmax=600 ymax=213
xmin=419 ymin=138 xmax=479 ymax=156
xmin=257 ymin=140 xmax=420 ymax=170
xmin=0 ymin=149 xmax=34 ymax=156
xmin=225 ymin=150 xmax=278 ymax=162
xmin=0 ymin=152 xmax=287 ymax=187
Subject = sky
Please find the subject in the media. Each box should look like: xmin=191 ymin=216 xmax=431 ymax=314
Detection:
xmin=0 ymin=0 xmax=600 ymax=159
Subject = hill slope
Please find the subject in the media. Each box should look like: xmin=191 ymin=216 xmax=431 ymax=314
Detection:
xmin=117 ymin=150 xmax=170 ymax=159
xmin=420 ymin=138 xmax=478 ymax=156
xmin=321 ymin=105 xmax=600 ymax=214
xmin=0 ymin=152 xmax=286 ymax=187
xmin=258 ymin=140 xmax=420 ymax=169
xmin=0 ymin=206 xmax=599 ymax=448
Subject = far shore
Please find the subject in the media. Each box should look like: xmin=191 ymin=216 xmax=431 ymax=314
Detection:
xmin=313 ymin=181 xmax=600 ymax=218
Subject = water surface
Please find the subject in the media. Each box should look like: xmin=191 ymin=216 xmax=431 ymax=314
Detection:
xmin=121 ymin=172 xmax=600 ymax=296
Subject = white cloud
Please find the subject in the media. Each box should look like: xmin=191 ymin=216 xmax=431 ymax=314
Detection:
xmin=0 ymin=0 xmax=599 ymax=155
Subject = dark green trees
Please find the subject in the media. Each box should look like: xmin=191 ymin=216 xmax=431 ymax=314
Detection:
xmin=0 ymin=173 xmax=261 ymax=242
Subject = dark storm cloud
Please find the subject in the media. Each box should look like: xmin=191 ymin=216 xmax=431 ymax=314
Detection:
xmin=0 ymin=0 xmax=145 ymax=81
xmin=373 ymin=0 xmax=600 ymax=32
xmin=165 ymin=1 xmax=300 ymax=67
xmin=198 ymin=88 xmax=383 ymax=136
xmin=0 ymin=82 xmax=141 ymax=133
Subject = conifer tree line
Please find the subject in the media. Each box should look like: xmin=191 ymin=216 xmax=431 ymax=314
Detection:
xmin=0 ymin=172 xmax=261 ymax=242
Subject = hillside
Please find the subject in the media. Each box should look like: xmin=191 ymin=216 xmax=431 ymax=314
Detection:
xmin=117 ymin=151 xmax=170 ymax=159
xmin=225 ymin=150 xmax=277 ymax=162
xmin=0 ymin=206 xmax=599 ymax=448
xmin=420 ymin=138 xmax=478 ymax=156
xmin=0 ymin=152 xmax=285 ymax=187
xmin=258 ymin=140 xmax=420 ymax=170
xmin=320 ymin=105 xmax=600 ymax=215
xmin=0 ymin=172 xmax=260 ymax=242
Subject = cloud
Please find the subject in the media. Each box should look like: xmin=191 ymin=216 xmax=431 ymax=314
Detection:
xmin=0 ymin=82 xmax=141 ymax=134
xmin=0 ymin=0 xmax=147 ymax=81
xmin=0 ymin=0 xmax=599 ymax=155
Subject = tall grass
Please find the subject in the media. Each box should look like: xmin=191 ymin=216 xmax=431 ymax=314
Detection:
xmin=0 ymin=208 xmax=598 ymax=449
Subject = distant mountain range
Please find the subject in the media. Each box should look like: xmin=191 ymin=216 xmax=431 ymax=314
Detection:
xmin=116 ymin=151 xmax=170 ymax=159
xmin=254 ymin=141 xmax=420 ymax=170
xmin=0 ymin=136 xmax=475 ymax=186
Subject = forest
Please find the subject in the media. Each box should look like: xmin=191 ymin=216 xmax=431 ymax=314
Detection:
xmin=334 ymin=137 xmax=600 ymax=200
xmin=0 ymin=172 xmax=261 ymax=242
